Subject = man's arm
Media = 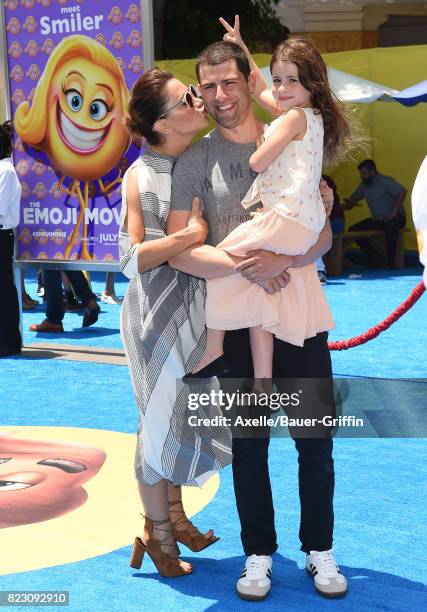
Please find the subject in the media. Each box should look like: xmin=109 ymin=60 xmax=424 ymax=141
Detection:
xmin=234 ymin=221 xmax=332 ymax=281
xmin=384 ymin=177 xmax=407 ymax=220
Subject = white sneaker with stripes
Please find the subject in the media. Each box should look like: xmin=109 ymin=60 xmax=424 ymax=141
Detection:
xmin=306 ymin=549 xmax=348 ymax=598
xmin=236 ymin=554 xmax=272 ymax=601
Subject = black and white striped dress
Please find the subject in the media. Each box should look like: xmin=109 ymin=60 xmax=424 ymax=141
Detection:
xmin=119 ymin=150 xmax=232 ymax=486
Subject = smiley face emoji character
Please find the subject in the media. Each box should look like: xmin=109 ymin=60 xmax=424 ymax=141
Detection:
xmin=25 ymin=40 xmax=39 ymax=57
xmin=16 ymin=159 xmax=29 ymax=176
xmin=11 ymin=89 xmax=25 ymax=105
xmin=127 ymin=29 xmax=142 ymax=49
xmin=10 ymin=65 xmax=24 ymax=82
xmin=7 ymin=18 xmax=21 ymax=35
xmin=95 ymin=34 xmax=107 ymax=46
xmin=33 ymin=182 xmax=47 ymax=199
xmin=125 ymin=4 xmax=140 ymax=23
xmin=6 ymin=0 xmax=19 ymax=10
xmin=8 ymin=41 xmax=23 ymax=59
xmin=128 ymin=55 xmax=144 ymax=74
xmin=38 ymin=0 xmax=52 ymax=6
xmin=115 ymin=56 xmax=126 ymax=72
xmin=23 ymin=16 xmax=37 ymax=33
xmin=109 ymin=32 xmax=124 ymax=50
xmin=108 ymin=6 xmax=123 ymax=25
xmin=41 ymin=38 xmax=55 ymax=55
xmin=14 ymin=137 xmax=25 ymax=153
xmin=15 ymin=35 xmax=131 ymax=183
xmin=49 ymin=181 xmax=63 ymax=199
xmin=31 ymin=159 xmax=46 ymax=176
xmin=22 ymin=0 xmax=36 ymax=8
xmin=26 ymin=64 xmax=41 ymax=81
xmin=20 ymin=182 xmax=30 ymax=198
xmin=19 ymin=228 xmax=32 ymax=245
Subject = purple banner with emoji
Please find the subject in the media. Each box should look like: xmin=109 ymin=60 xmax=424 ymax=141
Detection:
xmin=3 ymin=0 xmax=147 ymax=263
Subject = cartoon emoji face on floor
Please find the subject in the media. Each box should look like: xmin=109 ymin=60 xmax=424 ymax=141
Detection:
xmin=10 ymin=65 xmax=24 ymax=82
xmin=108 ymin=6 xmax=123 ymax=25
xmin=109 ymin=32 xmax=124 ymax=50
xmin=7 ymin=18 xmax=21 ymax=35
xmin=23 ymin=16 xmax=37 ymax=33
xmin=41 ymin=38 xmax=55 ymax=55
xmin=15 ymin=35 xmax=131 ymax=182
xmin=8 ymin=41 xmax=23 ymax=59
xmin=25 ymin=40 xmax=39 ymax=57
xmin=26 ymin=63 xmax=41 ymax=81
xmin=126 ymin=4 xmax=140 ymax=23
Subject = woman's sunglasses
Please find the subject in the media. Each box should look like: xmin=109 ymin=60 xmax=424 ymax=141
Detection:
xmin=158 ymin=85 xmax=201 ymax=119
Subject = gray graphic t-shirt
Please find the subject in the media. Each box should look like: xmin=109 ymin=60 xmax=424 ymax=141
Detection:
xmin=170 ymin=128 xmax=260 ymax=246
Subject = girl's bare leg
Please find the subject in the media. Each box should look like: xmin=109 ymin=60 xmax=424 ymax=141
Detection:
xmin=249 ymin=325 xmax=274 ymax=392
xmin=192 ymin=328 xmax=225 ymax=373
xmin=167 ymin=482 xmax=214 ymax=541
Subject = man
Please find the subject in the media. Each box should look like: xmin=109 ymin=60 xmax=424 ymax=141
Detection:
xmin=167 ymin=42 xmax=347 ymax=600
xmin=344 ymin=159 xmax=407 ymax=268
xmin=29 ymin=269 xmax=100 ymax=333
xmin=0 ymin=120 xmax=22 ymax=358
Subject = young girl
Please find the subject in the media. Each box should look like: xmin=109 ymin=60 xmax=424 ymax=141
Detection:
xmin=184 ymin=17 xmax=352 ymax=387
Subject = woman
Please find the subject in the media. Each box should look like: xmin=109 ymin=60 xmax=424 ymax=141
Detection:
xmin=119 ymin=70 xmax=232 ymax=578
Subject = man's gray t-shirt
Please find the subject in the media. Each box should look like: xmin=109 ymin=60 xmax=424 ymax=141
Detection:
xmin=170 ymin=128 xmax=260 ymax=246
xmin=349 ymin=173 xmax=406 ymax=220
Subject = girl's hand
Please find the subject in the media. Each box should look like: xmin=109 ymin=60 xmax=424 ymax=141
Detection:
xmin=186 ymin=197 xmax=208 ymax=244
xmin=219 ymin=15 xmax=245 ymax=49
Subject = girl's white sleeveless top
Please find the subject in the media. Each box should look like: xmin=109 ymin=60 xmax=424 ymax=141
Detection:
xmin=242 ymin=107 xmax=326 ymax=233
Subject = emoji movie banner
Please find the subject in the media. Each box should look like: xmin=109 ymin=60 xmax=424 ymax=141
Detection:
xmin=3 ymin=0 xmax=146 ymax=263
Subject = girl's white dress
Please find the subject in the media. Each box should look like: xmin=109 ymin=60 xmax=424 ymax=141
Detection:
xmin=206 ymin=108 xmax=335 ymax=346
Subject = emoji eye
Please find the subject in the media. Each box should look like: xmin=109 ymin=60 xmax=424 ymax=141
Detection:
xmin=0 ymin=480 xmax=33 ymax=491
xmin=89 ymin=100 xmax=108 ymax=121
xmin=65 ymin=90 xmax=83 ymax=112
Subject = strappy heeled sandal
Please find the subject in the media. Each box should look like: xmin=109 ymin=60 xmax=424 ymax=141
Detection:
xmin=168 ymin=500 xmax=220 ymax=552
xmin=129 ymin=517 xmax=192 ymax=578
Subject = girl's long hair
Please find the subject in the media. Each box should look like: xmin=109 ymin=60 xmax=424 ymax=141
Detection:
xmin=271 ymin=37 xmax=353 ymax=165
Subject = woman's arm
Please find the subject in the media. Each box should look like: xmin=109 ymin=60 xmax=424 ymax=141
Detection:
xmin=219 ymin=15 xmax=280 ymax=117
xmin=249 ymin=109 xmax=306 ymax=173
xmin=124 ymin=170 xmax=208 ymax=274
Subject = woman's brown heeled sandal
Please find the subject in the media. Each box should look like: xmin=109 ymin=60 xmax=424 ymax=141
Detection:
xmin=168 ymin=500 xmax=220 ymax=552
xmin=129 ymin=517 xmax=192 ymax=578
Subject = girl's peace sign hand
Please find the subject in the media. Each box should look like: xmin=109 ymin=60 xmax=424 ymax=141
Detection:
xmin=219 ymin=15 xmax=245 ymax=49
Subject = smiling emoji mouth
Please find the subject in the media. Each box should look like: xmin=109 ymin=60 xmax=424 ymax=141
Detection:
xmin=56 ymin=104 xmax=110 ymax=154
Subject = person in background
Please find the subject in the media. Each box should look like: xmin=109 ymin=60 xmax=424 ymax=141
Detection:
xmin=29 ymin=270 xmax=100 ymax=333
xmin=343 ymin=159 xmax=406 ymax=268
xmin=0 ymin=120 xmax=22 ymax=357
xmin=101 ymin=272 xmax=122 ymax=305
xmin=317 ymin=175 xmax=345 ymax=284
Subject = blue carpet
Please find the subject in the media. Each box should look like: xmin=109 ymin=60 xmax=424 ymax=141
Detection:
xmin=1 ymin=267 xmax=426 ymax=611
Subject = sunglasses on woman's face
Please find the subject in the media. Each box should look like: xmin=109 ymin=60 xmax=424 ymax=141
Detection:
xmin=158 ymin=85 xmax=201 ymax=119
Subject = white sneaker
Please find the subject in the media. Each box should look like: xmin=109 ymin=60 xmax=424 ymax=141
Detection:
xmin=236 ymin=554 xmax=272 ymax=601
xmin=306 ymin=549 xmax=348 ymax=598
xmin=101 ymin=291 xmax=122 ymax=305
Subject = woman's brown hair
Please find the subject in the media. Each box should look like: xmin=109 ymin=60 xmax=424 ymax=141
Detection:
xmin=126 ymin=69 xmax=174 ymax=146
xmin=271 ymin=37 xmax=353 ymax=165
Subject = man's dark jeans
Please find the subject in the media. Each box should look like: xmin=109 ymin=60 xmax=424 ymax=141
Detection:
xmin=45 ymin=269 xmax=97 ymax=324
xmin=223 ymin=328 xmax=334 ymax=556
xmin=349 ymin=216 xmax=405 ymax=267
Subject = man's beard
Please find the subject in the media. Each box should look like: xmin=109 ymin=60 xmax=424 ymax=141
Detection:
xmin=208 ymin=97 xmax=251 ymax=129
xmin=362 ymin=177 xmax=374 ymax=185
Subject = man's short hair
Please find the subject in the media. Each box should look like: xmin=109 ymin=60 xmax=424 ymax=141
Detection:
xmin=196 ymin=41 xmax=251 ymax=82
xmin=358 ymin=159 xmax=377 ymax=172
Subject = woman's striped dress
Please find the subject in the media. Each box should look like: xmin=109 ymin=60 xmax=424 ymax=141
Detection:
xmin=119 ymin=150 xmax=232 ymax=486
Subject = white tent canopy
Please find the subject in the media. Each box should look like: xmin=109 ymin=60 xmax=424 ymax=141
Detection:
xmin=261 ymin=65 xmax=398 ymax=103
